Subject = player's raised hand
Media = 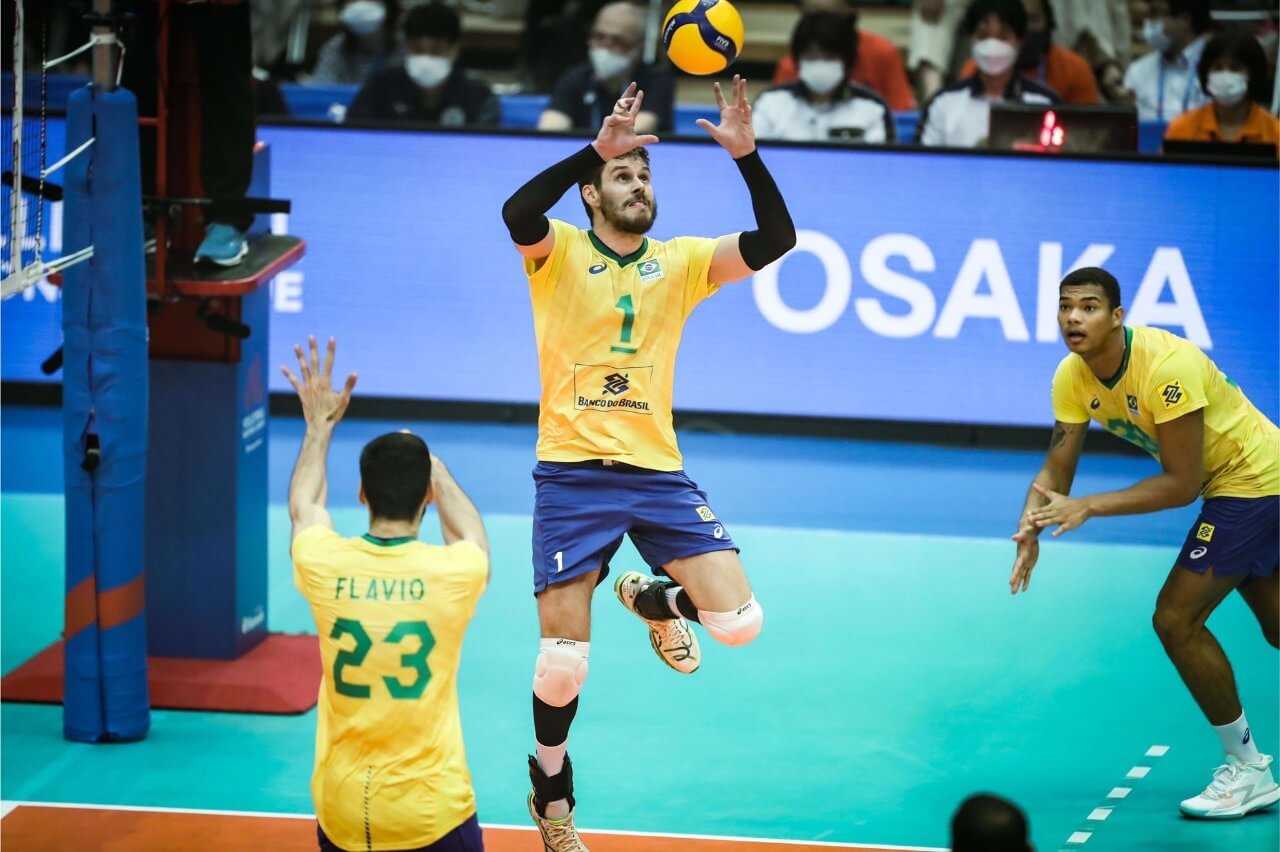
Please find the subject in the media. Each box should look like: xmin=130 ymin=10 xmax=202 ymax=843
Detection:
xmin=696 ymin=75 xmax=755 ymax=159
xmin=1009 ymin=523 xmax=1040 ymax=595
xmin=281 ymin=335 xmax=358 ymax=430
xmin=1027 ymin=482 xmax=1093 ymax=537
xmin=593 ymin=82 xmax=660 ymax=161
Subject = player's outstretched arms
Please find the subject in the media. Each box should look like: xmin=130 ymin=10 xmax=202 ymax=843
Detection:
xmin=501 ymin=83 xmax=658 ymax=261
xmin=282 ymin=336 xmax=357 ymax=541
xmin=430 ymin=455 xmax=490 ymax=584
xmin=1029 ymin=410 xmax=1204 ymax=538
xmin=699 ymin=76 xmax=797 ymax=285
xmin=1009 ymin=420 xmax=1087 ymax=594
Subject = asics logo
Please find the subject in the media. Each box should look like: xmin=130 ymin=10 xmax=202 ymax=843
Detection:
xmin=1244 ymin=728 xmax=1251 ymax=745
xmin=555 ymin=639 xmax=577 ymax=646
xmin=589 ymin=263 xmax=607 ymax=274
xmin=1189 ymin=547 xmax=1207 ymax=559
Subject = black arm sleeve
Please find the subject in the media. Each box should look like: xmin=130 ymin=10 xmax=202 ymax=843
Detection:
xmin=501 ymin=144 xmax=604 ymax=246
xmin=734 ymin=150 xmax=797 ymax=271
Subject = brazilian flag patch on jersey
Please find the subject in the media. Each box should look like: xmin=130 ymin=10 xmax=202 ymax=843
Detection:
xmin=1160 ymin=381 xmax=1185 ymax=409
xmin=638 ymin=259 xmax=664 ymax=283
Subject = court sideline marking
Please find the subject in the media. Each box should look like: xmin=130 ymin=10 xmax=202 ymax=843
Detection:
xmin=1059 ymin=745 xmax=1169 ymax=848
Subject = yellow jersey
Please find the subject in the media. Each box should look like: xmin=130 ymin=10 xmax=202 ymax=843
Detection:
xmin=525 ymin=219 xmax=721 ymax=471
xmin=291 ymin=526 xmax=487 ymax=851
xmin=1052 ymin=325 xmax=1280 ymax=499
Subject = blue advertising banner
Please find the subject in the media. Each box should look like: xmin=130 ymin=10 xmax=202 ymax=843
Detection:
xmin=4 ymin=121 xmax=1276 ymax=427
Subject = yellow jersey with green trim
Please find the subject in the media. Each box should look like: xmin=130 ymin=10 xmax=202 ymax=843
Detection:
xmin=525 ymin=218 xmax=720 ymax=471
xmin=291 ymin=526 xmax=487 ymax=851
xmin=1052 ymin=325 xmax=1280 ymax=499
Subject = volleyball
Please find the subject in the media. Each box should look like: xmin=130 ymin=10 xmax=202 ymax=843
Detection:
xmin=662 ymin=0 xmax=744 ymax=76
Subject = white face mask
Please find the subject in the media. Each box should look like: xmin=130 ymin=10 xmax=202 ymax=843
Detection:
xmin=340 ymin=1 xmax=386 ymax=37
xmin=1143 ymin=18 xmax=1171 ymax=53
xmin=798 ymin=59 xmax=844 ymax=95
xmin=1207 ymin=70 xmax=1249 ymax=106
xmin=406 ymin=54 xmax=452 ymax=89
xmin=972 ymin=38 xmax=1018 ymax=76
xmin=589 ymin=47 xmax=634 ymax=81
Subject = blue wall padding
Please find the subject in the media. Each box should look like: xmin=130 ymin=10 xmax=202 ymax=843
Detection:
xmin=60 ymin=86 xmax=150 ymax=742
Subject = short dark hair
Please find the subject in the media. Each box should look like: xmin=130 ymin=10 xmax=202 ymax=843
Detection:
xmin=579 ymin=147 xmax=650 ymax=222
xmin=1168 ymin=0 xmax=1212 ymax=35
xmin=404 ymin=1 xmax=461 ymax=42
xmin=1198 ymin=31 xmax=1270 ymax=105
xmin=791 ymin=12 xmax=859 ymax=70
xmin=962 ymin=0 xmax=1028 ymax=39
xmin=1060 ymin=266 xmax=1122 ymax=310
xmin=359 ymin=432 xmax=432 ymax=521
xmin=951 ymin=794 xmax=1031 ymax=852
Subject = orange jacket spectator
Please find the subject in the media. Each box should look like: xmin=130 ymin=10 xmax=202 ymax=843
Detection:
xmin=1164 ymin=102 xmax=1279 ymax=153
xmin=960 ymin=43 xmax=1099 ymax=104
xmin=774 ymin=30 xmax=916 ymax=111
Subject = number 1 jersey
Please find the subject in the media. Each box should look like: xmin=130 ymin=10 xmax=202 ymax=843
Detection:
xmin=291 ymin=526 xmax=487 ymax=851
xmin=526 ymin=219 xmax=721 ymax=472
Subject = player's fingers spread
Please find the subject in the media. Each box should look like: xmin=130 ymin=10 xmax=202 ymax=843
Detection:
xmin=712 ymin=81 xmax=728 ymax=109
xmin=630 ymin=90 xmax=645 ymax=115
xmin=342 ymin=372 xmax=358 ymax=398
xmin=694 ymin=118 xmax=716 ymax=135
xmin=281 ymin=367 xmax=301 ymax=392
xmin=294 ymin=344 xmax=311 ymax=379
xmin=308 ymin=335 xmax=321 ymax=374
xmin=638 ymin=134 xmax=660 ymax=146
xmin=323 ymin=336 xmax=336 ymax=378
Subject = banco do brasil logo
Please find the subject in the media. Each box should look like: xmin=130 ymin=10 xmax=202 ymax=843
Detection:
xmin=603 ymin=373 xmax=630 ymax=395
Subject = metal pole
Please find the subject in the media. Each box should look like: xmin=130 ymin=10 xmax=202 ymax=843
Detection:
xmin=643 ymin=0 xmax=663 ymax=65
xmin=10 ymin=0 xmax=25 ymax=278
xmin=91 ymin=0 xmax=117 ymax=92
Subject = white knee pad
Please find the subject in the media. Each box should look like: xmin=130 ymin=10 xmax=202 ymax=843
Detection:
xmin=699 ymin=597 xmax=763 ymax=647
xmin=532 ymin=638 xmax=590 ymax=707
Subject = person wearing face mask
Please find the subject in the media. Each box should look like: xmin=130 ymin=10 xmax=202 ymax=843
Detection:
xmin=753 ymin=12 xmax=896 ymax=144
xmin=1165 ymin=32 xmax=1279 ymax=154
xmin=537 ymin=1 xmax=675 ymax=134
xmin=772 ymin=0 xmax=916 ymax=111
xmin=1122 ymin=0 xmax=1213 ymax=121
xmin=958 ymin=0 xmax=1099 ymax=105
xmin=312 ymin=0 xmax=400 ymax=86
xmin=917 ymin=0 xmax=1059 ymax=147
xmin=346 ymin=3 xmax=499 ymax=127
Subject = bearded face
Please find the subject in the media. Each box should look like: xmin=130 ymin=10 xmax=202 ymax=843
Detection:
xmin=588 ymin=155 xmax=657 ymax=234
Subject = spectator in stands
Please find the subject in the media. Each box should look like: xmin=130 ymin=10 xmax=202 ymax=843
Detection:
xmin=347 ymin=3 xmax=499 ymax=127
xmin=520 ymin=0 xmax=608 ymax=94
xmin=951 ymin=794 xmax=1034 ymax=852
xmin=1164 ymin=32 xmax=1278 ymax=152
xmin=311 ymin=0 xmax=400 ymax=85
xmin=908 ymin=0 xmax=967 ymax=104
xmin=917 ymin=0 xmax=1059 ymax=147
xmin=958 ymin=0 xmax=1099 ymax=104
xmin=537 ymin=1 xmax=675 ymax=133
xmin=772 ymin=0 xmax=916 ymax=111
xmin=1122 ymin=0 xmax=1213 ymax=121
xmin=755 ymin=13 xmax=896 ymax=144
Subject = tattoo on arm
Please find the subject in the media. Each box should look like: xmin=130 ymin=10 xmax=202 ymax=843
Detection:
xmin=1051 ymin=425 xmax=1068 ymax=449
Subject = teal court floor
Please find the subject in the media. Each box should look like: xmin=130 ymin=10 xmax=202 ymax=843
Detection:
xmin=2 ymin=406 xmax=1277 ymax=850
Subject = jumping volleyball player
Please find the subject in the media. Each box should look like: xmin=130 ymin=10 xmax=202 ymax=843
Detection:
xmin=500 ymin=76 xmax=795 ymax=850
xmin=1011 ymin=268 xmax=1279 ymax=819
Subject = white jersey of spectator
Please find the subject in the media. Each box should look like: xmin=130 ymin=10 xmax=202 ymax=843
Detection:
xmin=1123 ymin=34 xmax=1210 ymax=121
xmin=917 ymin=75 xmax=1058 ymax=147
xmin=1050 ymin=0 xmax=1133 ymax=66
xmin=908 ymin=0 xmax=967 ymax=73
xmin=753 ymin=83 xmax=896 ymax=144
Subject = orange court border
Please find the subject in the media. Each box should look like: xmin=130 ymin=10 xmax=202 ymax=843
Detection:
xmin=1 ymin=801 xmax=945 ymax=851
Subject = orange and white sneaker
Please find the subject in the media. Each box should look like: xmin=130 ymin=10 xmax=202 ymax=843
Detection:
xmin=1179 ymin=754 xmax=1280 ymax=819
xmin=614 ymin=570 xmax=700 ymax=674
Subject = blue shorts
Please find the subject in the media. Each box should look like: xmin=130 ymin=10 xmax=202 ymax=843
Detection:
xmin=531 ymin=461 xmax=738 ymax=593
xmin=317 ymin=814 xmax=482 ymax=851
xmin=1176 ymin=496 xmax=1278 ymax=579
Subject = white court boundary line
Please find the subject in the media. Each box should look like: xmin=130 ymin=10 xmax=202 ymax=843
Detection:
xmin=0 ymin=801 xmax=945 ymax=851
xmin=1060 ymin=745 xmax=1170 ymax=848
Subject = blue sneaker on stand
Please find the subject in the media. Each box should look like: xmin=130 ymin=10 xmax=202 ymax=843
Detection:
xmin=193 ymin=223 xmax=248 ymax=266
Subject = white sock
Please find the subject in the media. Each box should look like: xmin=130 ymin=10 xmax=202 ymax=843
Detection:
xmin=1214 ymin=711 xmax=1263 ymax=763
xmin=664 ymin=586 xmax=683 ymax=618
xmin=535 ymin=741 xmax=571 ymax=819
